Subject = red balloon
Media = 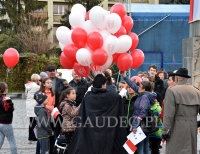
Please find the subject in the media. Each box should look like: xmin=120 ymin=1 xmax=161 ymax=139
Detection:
xmin=122 ymin=16 xmax=134 ymax=33
xmin=128 ymin=33 xmax=139 ymax=50
xmin=130 ymin=49 xmax=145 ymax=69
xmin=92 ymin=49 xmax=108 ymax=66
xmin=60 ymin=52 xmax=75 ymax=69
xmin=113 ymin=26 xmax=126 ymax=38
xmin=87 ymin=32 xmax=103 ymax=51
xmin=3 ymin=48 xmax=19 ymax=68
xmin=117 ymin=53 xmax=133 ymax=71
xmin=63 ymin=44 xmax=78 ymax=62
xmin=112 ymin=53 xmax=121 ymax=63
xmin=86 ymin=10 xmax=90 ymax=20
xmin=72 ymin=28 xmax=87 ymax=48
xmin=74 ymin=63 xmax=90 ymax=77
xmin=110 ymin=3 xmax=126 ymax=20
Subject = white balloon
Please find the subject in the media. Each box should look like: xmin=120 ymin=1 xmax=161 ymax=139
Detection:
xmin=99 ymin=30 xmax=111 ymax=41
xmin=82 ymin=20 xmax=98 ymax=35
xmin=71 ymin=4 xmax=86 ymax=17
xmin=66 ymin=30 xmax=73 ymax=45
xmin=100 ymin=56 xmax=113 ymax=70
xmin=56 ymin=26 xmax=70 ymax=45
xmin=105 ymin=13 xmax=121 ymax=34
xmin=69 ymin=11 xmax=85 ymax=28
xmin=98 ymin=10 xmax=109 ymax=30
xmin=76 ymin=48 xmax=92 ymax=66
xmin=103 ymin=35 xmax=119 ymax=56
xmin=89 ymin=6 xmax=106 ymax=28
xmin=59 ymin=42 xmax=65 ymax=51
xmin=116 ymin=35 xmax=132 ymax=53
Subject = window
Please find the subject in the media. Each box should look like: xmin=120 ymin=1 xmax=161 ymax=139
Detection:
xmin=53 ymin=5 xmax=68 ymax=15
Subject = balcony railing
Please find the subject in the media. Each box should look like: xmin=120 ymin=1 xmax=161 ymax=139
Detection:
xmin=28 ymin=12 xmax=48 ymax=18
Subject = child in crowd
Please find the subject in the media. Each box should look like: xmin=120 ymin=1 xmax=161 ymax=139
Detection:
xmin=39 ymin=77 xmax=55 ymax=116
xmin=34 ymin=92 xmax=54 ymax=154
xmin=0 ymin=82 xmax=17 ymax=154
xmin=39 ymin=77 xmax=55 ymax=153
xmin=59 ymin=88 xmax=81 ymax=153
xmin=149 ymin=92 xmax=162 ymax=154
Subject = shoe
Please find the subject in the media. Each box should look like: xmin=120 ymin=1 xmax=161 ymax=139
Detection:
xmin=28 ymin=140 xmax=32 ymax=144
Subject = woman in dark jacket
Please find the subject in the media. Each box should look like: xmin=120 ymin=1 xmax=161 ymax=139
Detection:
xmin=121 ymin=71 xmax=155 ymax=154
xmin=68 ymin=74 xmax=127 ymax=154
xmin=0 ymin=82 xmax=17 ymax=154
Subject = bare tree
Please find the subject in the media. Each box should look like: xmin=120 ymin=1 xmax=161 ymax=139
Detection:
xmin=16 ymin=16 xmax=57 ymax=55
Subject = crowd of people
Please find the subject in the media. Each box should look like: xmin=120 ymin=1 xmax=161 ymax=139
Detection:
xmin=0 ymin=64 xmax=200 ymax=154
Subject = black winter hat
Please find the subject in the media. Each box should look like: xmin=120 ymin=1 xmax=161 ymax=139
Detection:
xmin=46 ymin=66 xmax=56 ymax=71
xmin=34 ymin=92 xmax=48 ymax=104
xmin=173 ymin=68 xmax=191 ymax=78
xmin=93 ymin=74 xmax=107 ymax=88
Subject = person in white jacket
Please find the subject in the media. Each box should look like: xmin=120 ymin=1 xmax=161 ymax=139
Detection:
xmin=25 ymin=74 xmax=41 ymax=144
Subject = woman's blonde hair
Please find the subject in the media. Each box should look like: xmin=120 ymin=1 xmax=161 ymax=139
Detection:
xmin=31 ymin=74 xmax=40 ymax=82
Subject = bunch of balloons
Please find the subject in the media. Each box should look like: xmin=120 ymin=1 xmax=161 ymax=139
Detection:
xmin=56 ymin=3 xmax=144 ymax=77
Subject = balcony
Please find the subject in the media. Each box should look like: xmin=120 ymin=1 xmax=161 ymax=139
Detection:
xmin=28 ymin=12 xmax=48 ymax=18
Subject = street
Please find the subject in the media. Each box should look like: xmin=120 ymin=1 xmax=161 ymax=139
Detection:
xmin=1 ymin=99 xmax=200 ymax=154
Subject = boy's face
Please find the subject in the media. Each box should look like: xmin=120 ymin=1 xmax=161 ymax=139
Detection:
xmin=43 ymin=98 xmax=48 ymax=106
xmin=148 ymin=67 xmax=157 ymax=78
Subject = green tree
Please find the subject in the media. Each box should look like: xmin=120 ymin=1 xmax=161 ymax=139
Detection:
xmin=61 ymin=0 xmax=103 ymax=27
xmin=0 ymin=0 xmax=47 ymax=33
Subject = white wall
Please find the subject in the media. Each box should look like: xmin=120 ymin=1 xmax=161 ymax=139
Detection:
xmin=57 ymin=69 xmax=73 ymax=82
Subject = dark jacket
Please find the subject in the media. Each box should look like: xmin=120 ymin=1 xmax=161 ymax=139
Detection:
xmin=54 ymin=77 xmax=68 ymax=108
xmin=34 ymin=104 xmax=53 ymax=139
xmin=69 ymin=78 xmax=90 ymax=106
xmin=68 ymin=87 xmax=127 ymax=154
xmin=124 ymin=77 xmax=155 ymax=129
xmin=154 ymin=75 xmax=165 ymax=100
xmin=106 ymin=83 xmax=117 ymax=92
xmin=0 ymin=97 xmax=14 ymax=124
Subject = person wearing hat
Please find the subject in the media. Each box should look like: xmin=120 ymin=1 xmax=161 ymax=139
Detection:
xmin=45 ymin=66 xmax=69 ymax=108
xmin=34 ymin=92 xmax=54 ymax=154
xmin=162 ymin=68 xmax=200 ymax=154
xmin=40 ymin=72 xmax=48 ymax=80
xmin=68 ymin=74 xmax=127 ymax=154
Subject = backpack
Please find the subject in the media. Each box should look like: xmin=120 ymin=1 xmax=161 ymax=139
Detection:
xmin=140 ymin=106 xmax=159 ymax=134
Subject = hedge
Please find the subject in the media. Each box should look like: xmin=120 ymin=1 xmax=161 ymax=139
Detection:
xmin=0 ymin=52 xmax=61 ymax=92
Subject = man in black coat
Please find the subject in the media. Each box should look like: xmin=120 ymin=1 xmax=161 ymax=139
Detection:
xmin=68 ymin=74 xmax=127 ymax=154
xmin=69 ymin=70 xmax=90 ymax=106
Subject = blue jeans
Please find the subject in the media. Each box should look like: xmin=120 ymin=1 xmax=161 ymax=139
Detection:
xmin=0 ymin=124 xmax=17 ymax=154
xmin=136 ymin=135 xmax=150 ymax=154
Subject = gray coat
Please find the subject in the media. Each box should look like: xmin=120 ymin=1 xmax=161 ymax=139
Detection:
xmin=163 ymin=80 xmax=200 ymax=154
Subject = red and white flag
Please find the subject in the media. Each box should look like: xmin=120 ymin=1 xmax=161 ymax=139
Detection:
xmin=189 ymin=0 xmax=200 ymax=23
xmin=123 ymin=140 xmax=137 ymax=154
xmin=51 ymin=107 xmax=60 ymax=119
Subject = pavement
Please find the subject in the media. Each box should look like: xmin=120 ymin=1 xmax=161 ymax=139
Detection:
xmin=0 ymin=98 xmax=199 ymax=154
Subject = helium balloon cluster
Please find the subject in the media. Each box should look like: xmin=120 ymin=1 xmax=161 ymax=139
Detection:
xmin=56 ymin=3 xmax=144 ymax=77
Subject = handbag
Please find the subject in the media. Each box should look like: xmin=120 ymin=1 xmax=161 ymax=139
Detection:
xmin=140 ymin=108 xmax=159 ymax=134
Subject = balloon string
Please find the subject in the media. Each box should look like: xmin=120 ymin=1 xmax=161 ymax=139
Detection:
xmin=6 ymin=68 xmax=11 ymax=83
